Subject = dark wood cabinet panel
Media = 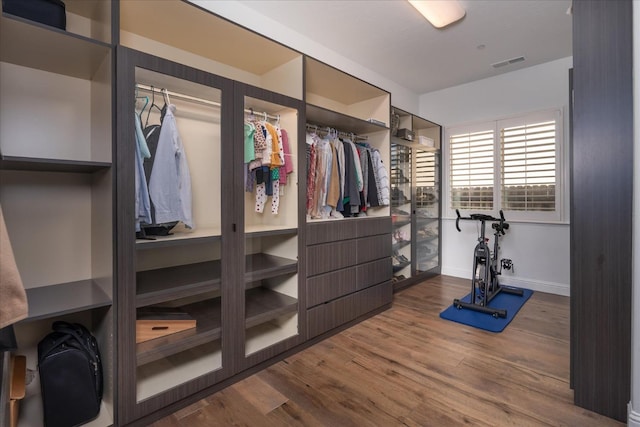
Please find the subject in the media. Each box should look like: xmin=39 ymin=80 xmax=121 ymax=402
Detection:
xmin=306 ymin=240 xmax=358 ymax=276
xmin=356 ymin=234 xmax=391 ymax=264
xmin=306 ymin=281 xmax=392 ymax=339
xmin=356 ymin=217 xmax=392 ymax=237
xmin=306 ymin=266 xmax=357 ymax=307
xmin=571 ymin=0 xmax=632 ymax=421
xmin=356 ymin=258 xmax=392 ymax=291
xmin=306 ymin=221 xmax=358 ymax=245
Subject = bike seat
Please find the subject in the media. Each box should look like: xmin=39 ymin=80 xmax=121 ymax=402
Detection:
xmin=470 ymin=214 xmax=496 ymax=221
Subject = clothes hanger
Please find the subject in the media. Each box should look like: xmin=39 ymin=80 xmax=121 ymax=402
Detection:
xmin=136 ymin=93 xmax=149 ymax=122
xmin=145 ymin=86 xmax=165 ymax=128
xmin=162 ymin=88 xmax=171 ymax=105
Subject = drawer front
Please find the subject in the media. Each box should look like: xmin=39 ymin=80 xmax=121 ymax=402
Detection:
xmin=356 ymin=258 xmax=392 ymax=291
xmin=356 ymin=234 xmax=391 ymax=264
xmin=307 ymin=281 xmax=392 ymax=339
xmin=306 ymin=221 xmax=358 ymax=245
xmin=306 ymin=267 xmax=357 ymax=307
xmin=357 ymin=217 xmax=392 ymax=238
xmin=306 ymin=240 xmax=358 ymax=276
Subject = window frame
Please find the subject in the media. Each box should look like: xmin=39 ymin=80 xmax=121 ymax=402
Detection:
xmin=443 ymin=108 xmax=564 ymax=223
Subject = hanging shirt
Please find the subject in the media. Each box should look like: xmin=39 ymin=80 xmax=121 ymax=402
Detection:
xmin=148 ymin=104 xmax=194 ymax=229
xmin=244 ymin=122 xmax=256 ymax=163
xmin=134 ymin=114 xmax=152 ymax=231
xmin=279 ymin=128 xmax=294 ymax=185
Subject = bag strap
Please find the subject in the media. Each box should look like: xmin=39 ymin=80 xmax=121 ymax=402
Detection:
xmin=50 ymin=322 xmax=98 ymax=362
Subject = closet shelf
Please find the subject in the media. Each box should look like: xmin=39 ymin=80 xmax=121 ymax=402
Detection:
xmin=392 ymin=240 xmax=411 ymax=252
xmin=416 ymin=216 xmax=438 ymax=224
xmin=245 ymin=253 xmax=298 ymax=282
xmin=245 ymin=225 xmax=299 ymax=239
xmin=392 ymin=218 xmax=411 ymax=228
xmin=306 ymin=104 xmax=388 ymax=135
xmin=0 ymin=155 xmax=111 ymax=173
xmin=136 ymin=298 xmax=222 ymax=366
xmin=135 ymin=288 xmax=298 ymax=366
xmin=24 ymin=280 xmax=111 ymax=322
xmin=137 ymin=261 xmax=222 ymax=308
xmin=1 ymin=13 xmax=111 ymax=79
xmin=245 ymin=288 xmax=298 ymax=330
xmin=136 ymin=254 xmax=297 ymax=308
xmin=136 ymin=228 xmax=222 ymax=250
xmin=390 ymin=136 xmax=439 ymax=152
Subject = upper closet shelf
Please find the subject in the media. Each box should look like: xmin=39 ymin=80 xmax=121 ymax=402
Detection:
xmin=306 ymin=104 xmax=388 ymax=135
xmin=305 ymin=56 xmax=390 ymax=125
xmin=24 ymin=279 xmax=111 ymax=322
xmin=0 ymin=14 xmax=111 ymax=79
xmin=136 ymin=228 xmax=222 ymax=250
xmin=0 ymin=155 xmax=111 ymax=173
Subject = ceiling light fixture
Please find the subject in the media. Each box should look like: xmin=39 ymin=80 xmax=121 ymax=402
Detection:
xmin=408 ymin=0 xmax=466 ymax=28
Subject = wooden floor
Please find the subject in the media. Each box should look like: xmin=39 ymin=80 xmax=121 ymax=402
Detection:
xmin=151 ymin=275 xmax=623 ymax=426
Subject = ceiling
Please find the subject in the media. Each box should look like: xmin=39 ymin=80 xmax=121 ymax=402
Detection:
xmin=236 ymin=0 xmax=573 ymax=95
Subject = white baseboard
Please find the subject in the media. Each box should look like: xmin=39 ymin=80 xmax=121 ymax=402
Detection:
xmin=440 ymin=266 xmax=570 ymax=296
xmin=629 ymin=402 xmax=640 ymax=427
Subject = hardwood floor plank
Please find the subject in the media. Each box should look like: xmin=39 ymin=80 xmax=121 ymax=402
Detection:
xmin=231 ymin=375 xmax=289 ymax=415
xmin=150 ymin=275 xmax=624 ymax=427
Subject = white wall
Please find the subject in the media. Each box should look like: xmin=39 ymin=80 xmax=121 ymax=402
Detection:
xmin=420 ymin=57 xmax=573 ymax=295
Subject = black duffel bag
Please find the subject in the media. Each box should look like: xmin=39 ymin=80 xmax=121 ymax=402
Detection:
xmin=38 ymin=321 xmax=103 ymax=427
xmin=2 ymin=0 xmax=66 ymax=30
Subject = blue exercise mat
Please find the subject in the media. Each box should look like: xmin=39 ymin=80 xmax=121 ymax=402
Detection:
xmin=439 ymin=286 xmax=534 ymax=332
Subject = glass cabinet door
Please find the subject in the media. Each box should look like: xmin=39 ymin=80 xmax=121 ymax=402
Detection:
xmin=391 ymin=143 xmax=413 ymax=282
xmin=414 ymin=148 xmax=440 ymax=273
xmin=132 ymin=67 xmax=225 ymax=401
xmin=117 ymin=49 xmax=234 ymax=422
xmin=241 ymin=89 xmax=302 ymax=364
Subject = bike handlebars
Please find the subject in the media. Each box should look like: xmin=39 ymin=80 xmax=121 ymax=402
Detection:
xmin=455 ymin=209 xmax=508 ymax=234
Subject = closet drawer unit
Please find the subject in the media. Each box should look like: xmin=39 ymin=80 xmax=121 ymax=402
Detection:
xmin=306 ymin=266 xmax=357 ymax=307
xmin=306 ymin=240 xmax=358 ymax=277
xmin=357 ymin=217 xmax=392 ymax=238
xmin=307 ymin=281 xmax=393 ymax=339
xmin=306 ymin=221 xmax=358 ymax=245
xmin=356 ymin=257 xmax=392 ymax=291
xmin=356 ymin=234 xmax=391 ymax=264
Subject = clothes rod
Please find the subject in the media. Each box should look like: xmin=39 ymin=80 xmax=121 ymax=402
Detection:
xmin=245 ymin=108 xmax=279 ymax=121
xmin=136 ymin=84 xmax=220 ymax=107
xmin=305 ymin=123 xmax=368 ymax=141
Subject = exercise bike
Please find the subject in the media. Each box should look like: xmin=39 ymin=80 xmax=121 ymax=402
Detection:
xmin=454 ymin=209 xmax=523 ymax=318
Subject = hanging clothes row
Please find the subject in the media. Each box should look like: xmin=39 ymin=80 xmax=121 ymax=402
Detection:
xmin=244 ymin=111 xmax=294 ymax=215
xmin=306 ymin=127 xmax=389 ymax=220
xmin=135 ymin=85 xmax=194 ymax=238
xmin=305 ymin=124 xmax=369 ymax=143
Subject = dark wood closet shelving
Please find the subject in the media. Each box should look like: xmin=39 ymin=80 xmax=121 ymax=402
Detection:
xmin=136 ymin=254 xmax=297 ymax=308
xmin=0 ymin=155 xmax=111 ymax=173
xmin=245 ymin=288 xmax=298 ymax=329
xmin=136 ymin=288 xmax=298 ymax=366
xmin=390 ymin=136 xmax=439 ymax=152
xmin=306 ymin=104 xmax=388 ymax=135
xmin=416 ymin=217 xmax=438 ymax=225
xmin=136 ymin=261 xmax=222 ymax=307
xmin=392 ymin=218 xmax=411 ymax=228
xmin=245 ymin=253 xmax=298 ymax=282
xmin=416 ymin=235 xmax=438 ymax=245
xmin=245 ymin=227 xmax=298 ymax=239
xmin=0 ymin=13 xmax=111 ymax=79
xmin=136 ymin=229 xmax=222 ymax=250
xmin=392 ymin=240 xmax=411 ymax=252
xmin=25 ymin=280 xmax=111 ymax=321
xmin=136 ymin=298 xmax=222 ymax=366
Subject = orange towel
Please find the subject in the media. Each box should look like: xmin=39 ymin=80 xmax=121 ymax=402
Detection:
xmin=0 ymin=204 xmax=27 ymax=329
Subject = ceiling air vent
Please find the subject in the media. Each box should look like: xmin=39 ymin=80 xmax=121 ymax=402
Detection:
xmin=492 ymin=56 xmax=526 ymax=68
